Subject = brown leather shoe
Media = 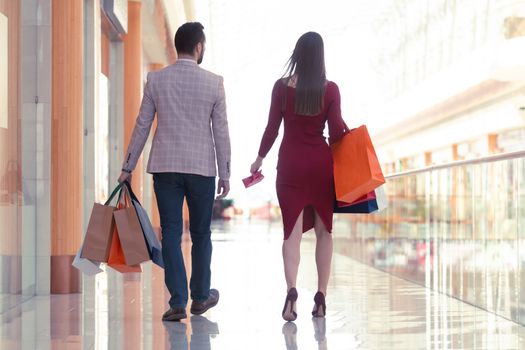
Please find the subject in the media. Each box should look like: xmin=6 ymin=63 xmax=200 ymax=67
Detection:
xmin=162 ymin=307 xmax=187 ymax=321
xmin=190 ymin=289 xmax=219 ymax=315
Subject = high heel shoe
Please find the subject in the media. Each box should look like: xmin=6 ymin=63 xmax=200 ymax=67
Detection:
xmin=282 ymin=287 xmax=298 ymax=322
xmin=311 ymin=291 xmax=326 ymax=318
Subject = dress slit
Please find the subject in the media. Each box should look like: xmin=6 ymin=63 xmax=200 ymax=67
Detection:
xmin=283 ymin=204 xmax=332 ymax=240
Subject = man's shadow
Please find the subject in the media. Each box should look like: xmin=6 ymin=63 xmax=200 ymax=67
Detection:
xmin=163 ymin=316 xmax=219 ymax=350
xmin=282 ymin=318 xmax=328 ymax=350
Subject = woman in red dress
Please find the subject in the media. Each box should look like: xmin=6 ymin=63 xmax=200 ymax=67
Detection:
xmin=250 ymin=32 xmax=347 ymax=321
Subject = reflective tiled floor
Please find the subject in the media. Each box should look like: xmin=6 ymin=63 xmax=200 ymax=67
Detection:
xmin=1 ymin=219 xmax=525 ymax=349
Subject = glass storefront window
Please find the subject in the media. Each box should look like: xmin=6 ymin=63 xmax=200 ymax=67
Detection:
xmin=0 ymin=0 xmax=40 ymax=313
xmin=0 ymin=13 xmax=7 ymax=129
xmin=0 ymin=0 xmax=22 ymax=312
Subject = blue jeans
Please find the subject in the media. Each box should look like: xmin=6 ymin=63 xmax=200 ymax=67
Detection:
xmin=153 ymin=172 xmax=215 ymax=308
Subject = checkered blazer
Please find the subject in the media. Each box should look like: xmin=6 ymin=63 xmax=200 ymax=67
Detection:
xmin=122 ymin=60 xmax=231 ymax=180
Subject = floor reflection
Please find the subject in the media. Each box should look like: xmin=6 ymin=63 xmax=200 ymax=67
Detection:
xmin=164 ymin=316 xmax=219 ymax=350
xmin=1 ymin=219 xmax=525 ymax=349
xmin=282 ymin=322 xmax=298 ymax=350
xmin=312 ymin=318 xmax=327 ymax=350
xmin=164 ymin=321 xmax=188 ymax=350
xmin=283 ymin=319 xmax=327 ymax=350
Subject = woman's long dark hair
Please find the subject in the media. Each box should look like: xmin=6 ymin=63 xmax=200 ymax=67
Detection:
xmin=283 ymin=32 xmax=327 ymax=116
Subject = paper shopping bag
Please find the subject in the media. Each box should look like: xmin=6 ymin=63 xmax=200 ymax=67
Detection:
xmin=336 ymin=191 xmax=376 ymax=208
xmin=374 ymin=185 xmax=388 ymax=212
xmin=107 ymin=226 xmax=142 ymax=273
xmin=334 ymin=197 xmax=379 ymax=213
xmin=113 ymin=186 xmax=150 ymax=266
xmin=123 ymin=181 xmax=164 ymax=268
xmin=331 ymin=125 xmax=385 ymax=204
xmin=81 ymin=183 xmax=123 ymax=262
xmin=334 ymin=185 xmax=387 ymax=214
xmin=72 ymin=246 xmax=103 ymax=276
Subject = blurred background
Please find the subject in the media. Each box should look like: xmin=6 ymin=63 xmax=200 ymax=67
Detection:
xmin=194 ymin=0 xmax=525 ymax=220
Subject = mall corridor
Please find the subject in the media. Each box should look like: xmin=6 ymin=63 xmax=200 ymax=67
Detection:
xmin=3 ymin=0 xmax=525 ymax=349
xmin=1 ymin=220 xmax=525 ymax=350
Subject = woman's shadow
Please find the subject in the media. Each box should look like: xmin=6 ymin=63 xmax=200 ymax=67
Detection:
xmin=282 ymin=318 xmax=327 ymax=350
xmin=163 ymin=316 xmax=219 ymax=350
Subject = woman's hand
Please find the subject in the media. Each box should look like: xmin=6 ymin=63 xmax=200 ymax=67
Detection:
xmin=250 ymin=156 xmax=263 ymax=174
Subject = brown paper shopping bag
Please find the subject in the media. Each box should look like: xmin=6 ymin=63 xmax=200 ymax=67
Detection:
xmin=81 ymin=183 xmax=123 ymax=262
xmin=112 ymin=186 xmax=150 ymax=266
xmin=331 ymin=125 xmax=385 ymax=204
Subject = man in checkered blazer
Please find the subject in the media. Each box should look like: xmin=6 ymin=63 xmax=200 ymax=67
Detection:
xmin=118 ymin=22 xmax=230 ymax=321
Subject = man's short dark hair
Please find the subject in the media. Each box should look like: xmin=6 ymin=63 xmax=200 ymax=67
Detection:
xmin=174 ymin=22 xmax=205 ymax=55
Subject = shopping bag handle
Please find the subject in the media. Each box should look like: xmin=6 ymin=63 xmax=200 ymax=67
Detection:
xmin=122 ymin=180 xmax=141 ymax=205
xmin=104 ymin=182 xmax=124 ymax=206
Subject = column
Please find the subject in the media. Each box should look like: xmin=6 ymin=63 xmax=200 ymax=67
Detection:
xmin=124 ymin=1 xmax=143 ymax=199
xmin=82 ymin=1 xmax=100 ymax=349
xmin=19 ymin=0 xmax=53 ymax=296
xmin=50 ymin=0 xmax=83 ymax=294
xmin=146 ymin=62 xmax=165 ymax=349
xmin=451 ymin=144 xmax=459 ymax=161
xmin=123 ymin=3 xmax=143 ymax=349
xmin=108 ymin=40 xmax=124 ymax=194
xmin=83 ymin=0 xmax=100 ymax=232
xmin=424 ymin=152 xmax=432 ymax=166
xmin=488 ymin=133 xmax=499 ymax=154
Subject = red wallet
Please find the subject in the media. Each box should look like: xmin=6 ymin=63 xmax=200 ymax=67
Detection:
xmin=242 ymin=171 xmax=264 ymax=188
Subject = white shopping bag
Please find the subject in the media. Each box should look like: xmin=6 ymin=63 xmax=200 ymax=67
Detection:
xmin=72 ymin=246 xmax=104 ymax=276
xmin=374 ymin=185 xmax=388 ymax=212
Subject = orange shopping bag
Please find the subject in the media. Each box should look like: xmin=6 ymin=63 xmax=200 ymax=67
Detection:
xmin=107 ymin=226 xmax=142 ymax=273
xmin=331 ymin=125 xmax=385 ymax=204
xmin=107 ymin=190 xmax=144 ymax=273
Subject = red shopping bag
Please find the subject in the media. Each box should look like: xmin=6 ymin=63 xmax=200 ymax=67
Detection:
xmin=336 ymin=190 xmax=375 ymax=207
xmin=331 ymin=125 xmax=385 ymax=204
xmin=334 ymin=185 xmax=388 ymax=214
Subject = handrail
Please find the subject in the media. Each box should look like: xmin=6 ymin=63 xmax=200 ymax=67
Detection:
xmin=386 ymin=149 xmax=525 ymax=179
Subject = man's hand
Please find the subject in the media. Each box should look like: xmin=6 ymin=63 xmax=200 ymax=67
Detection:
xmin=118 ymin=171 xmax=132 ymax=184
xmin=216 ymin=179 xmax=230 ymax=199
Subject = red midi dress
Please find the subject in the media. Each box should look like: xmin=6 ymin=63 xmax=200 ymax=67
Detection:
xmin=258 ymin=79 xmax=347 ymax=239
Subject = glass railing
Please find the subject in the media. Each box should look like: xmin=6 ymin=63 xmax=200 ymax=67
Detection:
xmin=333 ymin=150 xmax=525 ymax=326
